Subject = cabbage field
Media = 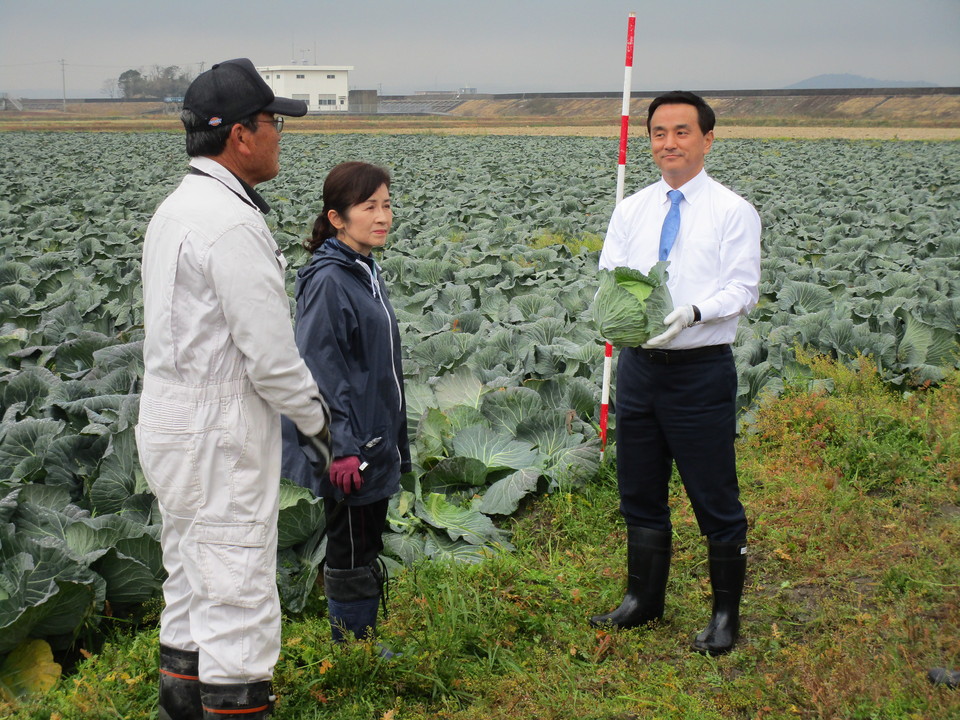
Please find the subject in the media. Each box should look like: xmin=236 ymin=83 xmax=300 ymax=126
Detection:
xmin=0 ymin=132 xmax=958 ymax=674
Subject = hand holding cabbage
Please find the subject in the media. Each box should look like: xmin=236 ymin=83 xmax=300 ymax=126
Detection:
xmin=644 ymin=304 xmax=697 ymax=348
xmin=591 ymin=262 xmax=674 ymax=347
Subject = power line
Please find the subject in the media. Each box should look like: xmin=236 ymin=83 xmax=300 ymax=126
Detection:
xmin=0 ymin=60 xmax=207 ymax=70
xmin=0 ymin=60 xmax=60 ymax=68
xmin=69 ymin=61 xmax=209 ymax=70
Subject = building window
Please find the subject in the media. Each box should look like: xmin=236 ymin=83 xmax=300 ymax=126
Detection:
xmin=296 ymin=74 xmax=305 ymax=79
xmin=327 ymin=74 xmax=336 ymax=79
xmin=276 ymin=75 xmax=280 ymax=79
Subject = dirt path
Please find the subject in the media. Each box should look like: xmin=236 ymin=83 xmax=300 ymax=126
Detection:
xmin=366 ymin=125 xmax=960 ymax=140
xmin=1 ymin=113 xmax=956 ymax=141
xmin=711 ymin=126 xmax=958 ymax=141
xmin=3 ymin=94 xmax=957 ymax=139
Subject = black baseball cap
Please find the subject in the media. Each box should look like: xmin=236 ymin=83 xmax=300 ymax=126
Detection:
xmin=183 ymin=58 xmax=307 ymax=127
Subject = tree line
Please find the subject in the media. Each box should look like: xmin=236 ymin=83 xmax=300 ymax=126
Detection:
xmin=103 ymin=65 xmax=195 ymax=99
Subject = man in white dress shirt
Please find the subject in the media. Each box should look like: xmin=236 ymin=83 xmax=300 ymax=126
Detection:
xmin=590 ymin=91 xmax=761 ymax=656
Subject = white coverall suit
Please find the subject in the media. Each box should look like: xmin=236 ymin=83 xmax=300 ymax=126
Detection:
xmin=137 ymin=156 xmax=327 ymax=684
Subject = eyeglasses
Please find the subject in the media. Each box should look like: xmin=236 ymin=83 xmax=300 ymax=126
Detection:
xmin=257 ymin=116 xmax=284 ymax=134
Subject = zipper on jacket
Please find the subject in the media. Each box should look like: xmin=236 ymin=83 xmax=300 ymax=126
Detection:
xmin=355 ymin=260 xmax=404 ymax=412
xmin=352 ymin=256 xmax=404 ymax=481
xmin=354 ymin=258 xmax=380 ymax=299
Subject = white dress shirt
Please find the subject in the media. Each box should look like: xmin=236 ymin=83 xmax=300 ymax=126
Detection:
xmin=599 ymin=168 xmax=761 ymax=349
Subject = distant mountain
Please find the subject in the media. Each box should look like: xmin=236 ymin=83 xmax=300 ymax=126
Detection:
xmin=786 ymin=73 xmax=938 ymax=89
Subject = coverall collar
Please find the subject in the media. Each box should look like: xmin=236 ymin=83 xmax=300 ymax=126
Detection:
xmin=189 ymin=156 xmax=271 ymax=214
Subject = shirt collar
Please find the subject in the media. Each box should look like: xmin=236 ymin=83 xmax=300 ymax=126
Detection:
xmin=657 ymin=168 xmax=709 ymax=205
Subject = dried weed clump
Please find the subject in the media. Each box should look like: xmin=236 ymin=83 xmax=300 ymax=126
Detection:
xmin=738 ymin=352 xmax=959 ymax=718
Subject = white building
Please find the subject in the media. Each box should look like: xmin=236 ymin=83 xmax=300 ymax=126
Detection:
xmin=256 ymin=65 xmax=353 ymax=113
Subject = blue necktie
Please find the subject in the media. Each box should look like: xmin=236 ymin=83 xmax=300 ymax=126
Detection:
xmin=658 ymin=189 xmax=684 ymax=262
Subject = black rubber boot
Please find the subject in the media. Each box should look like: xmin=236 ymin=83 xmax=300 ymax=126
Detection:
xmin=928 ymin=667 xmax=960 ymax=689
xmin=589 ymin=526 xmax=672 ymax=629
xmin=692 ymin=540 xmax=747 ymax=656
xmin=200 ymin=681 xmax=275 ymax=719
xmin=158 ymin=644 xmax=201 ymax=720
xmin=324 ymin=563 xmax=397 ymax=658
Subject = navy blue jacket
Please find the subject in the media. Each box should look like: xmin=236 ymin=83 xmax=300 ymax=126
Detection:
xmin=281 ymin=238 xmax=410 ymax=504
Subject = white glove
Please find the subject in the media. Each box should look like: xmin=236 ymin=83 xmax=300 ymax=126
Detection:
xmin=643 ymin=305 xmax=696 ymax=348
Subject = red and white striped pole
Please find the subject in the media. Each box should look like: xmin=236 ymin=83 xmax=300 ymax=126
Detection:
xmin=600 ymin=12 xmax=635 ymax=460
xmin=615 ymin=12 xmax=636 ymax=206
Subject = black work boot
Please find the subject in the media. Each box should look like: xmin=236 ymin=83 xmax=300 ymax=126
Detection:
xmin=692 ymin=540 xmax=747 ymax=655
xmin=589 ymin=525 xmax=672 ymax=629
xmin=158 ymin=644 xmax=201 ymax=720
xmin=200 ymin=681 xmax=275 ymax=719
xmin=324 ymin=563 xmax=397 ymax=657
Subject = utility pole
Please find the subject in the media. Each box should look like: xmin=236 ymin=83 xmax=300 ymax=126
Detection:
xmin=60 ymin=59 xmax=67 ymax=112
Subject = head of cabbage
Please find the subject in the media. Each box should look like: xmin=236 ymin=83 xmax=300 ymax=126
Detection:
xmin=591 ymin=263 xmax=674 ymax=347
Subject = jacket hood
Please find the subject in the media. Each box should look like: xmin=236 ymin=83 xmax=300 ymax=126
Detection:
xmin=298 ymin=237 xmax=355 ymax=278
xmin=295 ymin=237 xmax=380 ymax=299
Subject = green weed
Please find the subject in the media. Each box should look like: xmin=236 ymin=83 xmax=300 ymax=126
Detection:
xmin=5 ymin=357 xmax=959 ymax=719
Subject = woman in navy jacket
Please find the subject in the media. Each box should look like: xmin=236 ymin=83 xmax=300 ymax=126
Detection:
xmin=281 ymin=161 xmax=410 ymax=648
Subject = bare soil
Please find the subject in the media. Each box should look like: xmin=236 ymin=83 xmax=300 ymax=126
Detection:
xmin=1 ymin=100 xmax=957 ymax=140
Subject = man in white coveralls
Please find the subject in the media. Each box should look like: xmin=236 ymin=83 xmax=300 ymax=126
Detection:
xmin=137 ymin=58 xmax=331 ymax=719
xmin=591 ymin=91 xmax=761 ymax=656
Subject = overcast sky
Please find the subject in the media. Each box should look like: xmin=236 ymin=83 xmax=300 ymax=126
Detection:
xmin=1 ymin=0 xmax=958 ymax=98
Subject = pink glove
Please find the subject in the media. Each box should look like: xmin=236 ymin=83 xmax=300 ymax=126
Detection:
xmin=329 ymin=456 xmax=363 ymax=495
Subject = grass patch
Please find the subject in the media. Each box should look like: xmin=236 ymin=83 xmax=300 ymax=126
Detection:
xmin=4 ymin=358 xmax=958 ymax=719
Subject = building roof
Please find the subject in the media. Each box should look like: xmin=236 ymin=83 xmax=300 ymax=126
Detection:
xmin=256 ymin=65 xmax=353 ymax=72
